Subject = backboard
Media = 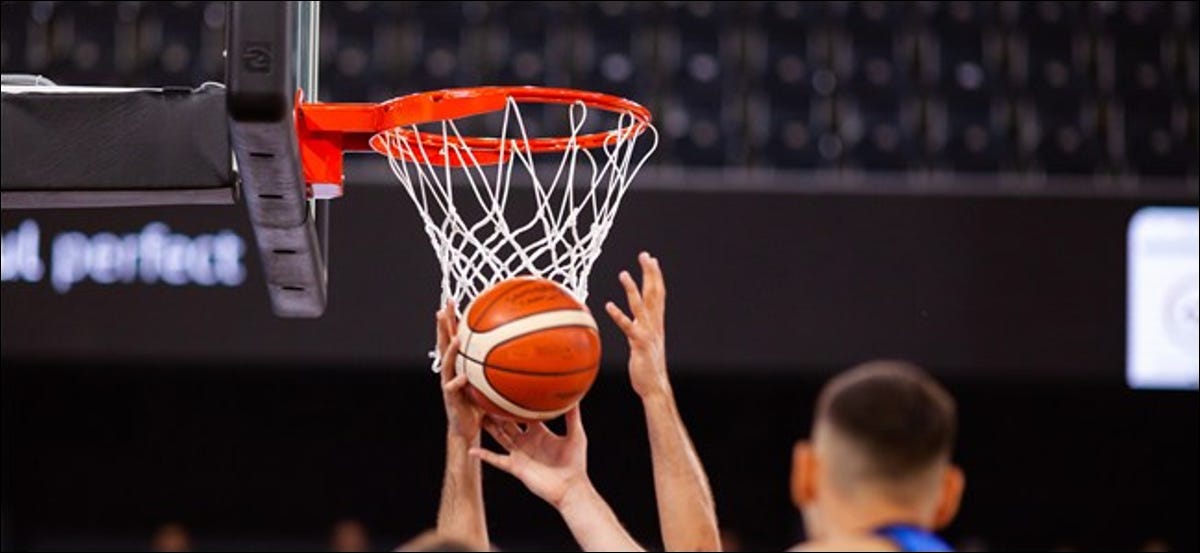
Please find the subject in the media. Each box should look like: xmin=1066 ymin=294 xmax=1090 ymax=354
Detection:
xmin=0 ymin=1 xmax=329 ymax=317
xmin=227 ymin=1 xmax=328 ymax=317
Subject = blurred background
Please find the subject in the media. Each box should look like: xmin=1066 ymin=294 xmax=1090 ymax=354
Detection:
xmin=1 ymin=1 xmax=1198 ymax=551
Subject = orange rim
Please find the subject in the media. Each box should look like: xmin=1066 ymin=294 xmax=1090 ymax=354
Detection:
xmin=297 ymin=86 xmax=653 ymax=168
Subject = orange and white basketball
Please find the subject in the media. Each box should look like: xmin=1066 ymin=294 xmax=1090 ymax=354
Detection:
xmin=456 ymin=277 xmax=601 ymax=421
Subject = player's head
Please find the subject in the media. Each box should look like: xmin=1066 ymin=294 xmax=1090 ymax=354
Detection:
xmin=790 ymin=360 xmax=964 ymax=539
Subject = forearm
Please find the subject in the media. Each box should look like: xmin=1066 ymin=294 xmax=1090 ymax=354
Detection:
xmin=558 ymin=481 xmax=644 ymax=552
xmin=437 ymin=432 xmax=488 ymax=550
xmin=643 ymin=390 xmax=721 ymax=551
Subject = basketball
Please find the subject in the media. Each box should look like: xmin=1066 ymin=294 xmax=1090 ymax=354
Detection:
xmin=456 ymin=276 xmax=601 ymax=421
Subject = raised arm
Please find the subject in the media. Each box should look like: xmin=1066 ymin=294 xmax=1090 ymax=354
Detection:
xmin=605 ymin=252 xmax=721 ymax=552
xmin=434 ymin=302 xmax=489 ymax=551
xmin=471 ymin=408 xmax=643 ymax=552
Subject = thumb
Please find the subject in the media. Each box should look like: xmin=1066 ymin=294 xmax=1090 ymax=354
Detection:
xmin=443 ymin=371 xmax=469 ymax=393
xmin=439 ymin=338 xmax=460 ymax=382
xmin=566 ymin=404 xmax=585 ymax=438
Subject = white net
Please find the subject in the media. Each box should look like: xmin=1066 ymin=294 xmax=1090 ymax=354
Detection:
xmin=380 ymin=96 xmax=658 ymax=318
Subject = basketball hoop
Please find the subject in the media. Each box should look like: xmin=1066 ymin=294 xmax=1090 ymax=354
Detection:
xmin=295 ymin=85 xmax=657 ymax=332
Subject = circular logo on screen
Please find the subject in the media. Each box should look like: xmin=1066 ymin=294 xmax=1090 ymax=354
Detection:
xmin=1164 ymin=275 xmax=1200 ymax=358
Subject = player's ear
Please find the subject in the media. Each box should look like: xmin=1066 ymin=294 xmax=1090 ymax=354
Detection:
xmin=933 ymin=464 xmax=965 ymax=529
xmin=791 ymin=441 xmax=818 ymax=510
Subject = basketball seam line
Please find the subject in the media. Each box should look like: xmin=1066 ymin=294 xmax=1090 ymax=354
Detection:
xmin=477 ymin=347 xmax=593 ymax=415
xmin=481 ymin=361 xmax=534 ymax=415
xmin=458 ymin=350 xmax=598 ymax=376
xmin=457 ymin=333 xmax=599 ymax=377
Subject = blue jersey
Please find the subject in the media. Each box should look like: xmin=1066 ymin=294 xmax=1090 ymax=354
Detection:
xmin=873 ymin=524 xmax=954 ymax=552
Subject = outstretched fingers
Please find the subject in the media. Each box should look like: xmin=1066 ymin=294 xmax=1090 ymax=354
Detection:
xmin=618 ymin=270 xmax=646 ymax=319
xmin=440 ymin=338 xmax=461 ymax=385
xmin=437 ymin=300 xmax=458 ymax=349
xmin=443 ymin=370 xmax=468 ymax=393
xmin=482 ymin=419 xmax=516 ymax=449
xmin=500 ymin=420 xmax=526 ymax=438
xmin=605 ymin=301 xmax=636 ymax=336
xmin=639 ymin=252 xmax=665 ymax=317
xmin=611 ymin=253 xmax=669 ymax=338
xmin=436 ymin=307 xmax=448 ymax=353
xmin=527 ymin=421 xmax=555 ymax=440
xmin=444 ymin=299 xmax=458 ymax=335
xmin=436 ymin=300 xmax=461 ymax=380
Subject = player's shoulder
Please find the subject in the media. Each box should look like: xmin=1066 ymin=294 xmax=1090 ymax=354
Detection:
xmin=788 ymin=536 xmax=900 ymax=552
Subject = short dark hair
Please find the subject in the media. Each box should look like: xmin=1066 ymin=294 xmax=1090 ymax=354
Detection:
xmin=816 ymin=360 xmax=957 ymax=480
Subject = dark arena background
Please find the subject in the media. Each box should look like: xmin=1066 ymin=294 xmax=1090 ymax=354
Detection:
xmin=2 ymin=1 xmax=1198 ymax=551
